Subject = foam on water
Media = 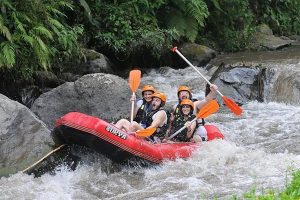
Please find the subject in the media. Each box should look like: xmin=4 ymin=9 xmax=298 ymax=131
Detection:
xmin=1 ymin=62 xmax=300 ymax=199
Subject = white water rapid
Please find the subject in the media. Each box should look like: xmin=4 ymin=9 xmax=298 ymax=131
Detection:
xmin=1 ymin=52 xmax=300 ymax=200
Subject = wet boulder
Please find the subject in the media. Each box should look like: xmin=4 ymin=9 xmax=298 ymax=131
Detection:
xmin=174 ymin=43 xmax=217 ymax=68
xmin=267 ymin=69 xmax=300 ymax=105
xmin=31 ymin=73 xmax=135 ymax=129
xmin=250 ymin=24 xmax=296 ymax=50
xmin=0 ymin=94 xmax=53 ymax=176
xmin=209 ymin=65 xmax=262 ymax=105
xmin=73 ymin=49 xmax=114 ymax=75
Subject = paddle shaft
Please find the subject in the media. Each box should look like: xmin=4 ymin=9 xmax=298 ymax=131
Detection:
xmin=22 ymin=144 xmax=66 ymax=173
xmin=174 ymin=47 xmax=242 ymax=116
xmin=174 ymin=49 xmax=223 ymax=97
xmin=130 ymin=92 xmax=135 ymax=123
xmin=167 ymin=118 xmax=197 ymax=140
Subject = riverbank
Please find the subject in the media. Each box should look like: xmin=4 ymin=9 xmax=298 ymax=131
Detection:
xmin=210 ymin=45 xmax=300 ymax=66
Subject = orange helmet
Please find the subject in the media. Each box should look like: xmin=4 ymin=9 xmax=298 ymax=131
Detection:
xmin=180 ymin=99 xmax=194 ymax=110
xmin=142 ymin=85 xmax=156 ymax=95
xmin=177 ymin=85 xmax=191 ymax=97
xmin=152 ymin=92 xmax=167 ymax=104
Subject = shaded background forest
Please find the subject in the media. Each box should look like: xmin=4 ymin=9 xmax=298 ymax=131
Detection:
xmin=0 ymin=0 xmax=299 ymax=102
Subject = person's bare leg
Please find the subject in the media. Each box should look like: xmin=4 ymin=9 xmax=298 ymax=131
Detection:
xmin=114 ymin=119 xmax=131 ymax=132
xmin=191 ymin=135 xmax=202 ymax=143
xmin=129 ymin=121 xmax=143 ymax=132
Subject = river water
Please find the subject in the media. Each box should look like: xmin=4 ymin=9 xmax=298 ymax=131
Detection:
xmin=1 ymin=48 xmax=300 ymax=199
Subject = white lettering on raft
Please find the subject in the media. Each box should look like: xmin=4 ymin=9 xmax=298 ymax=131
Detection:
xmin=105 ymin=126 xmax=127 ymax=140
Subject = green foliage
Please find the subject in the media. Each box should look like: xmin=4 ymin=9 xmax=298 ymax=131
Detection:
xmin=0 ymin=41 xmax=15 ymax=67
xmin=161 ymin=0 xmax=209 ymax=42
xmin=130 ymin=28 xmax=179 ymax=59
xmin=203 ymin=0 xmax=255 ymax=52
xmin=75 ymin=0 xmax=178 ymax=61
xmin=280 ymin=171 xmax=300 ymax=199
xmin=0 ymin=0 xmax=82 ymax=77
xmin=236 ymin=171 xmax=300 ymax=200
xmin=254 ymin=0 xmax=300 ymax=35
xmin=243 ymin=187 xmax=277 ymax=200
xmin=1 ymin=0 xmax=300 ymax=80
xmin=73 ymin=0 xmax=208 ymax=65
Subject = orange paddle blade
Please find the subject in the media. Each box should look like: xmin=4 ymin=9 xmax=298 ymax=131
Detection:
xmin=135 ymin=127 xmax=156 ymax=138
xmin=222 ymin=96 xmax=242 ymax=116
xmin=197 ymin=99 xmax=220 ymax=118
xmin=129 ymin=70 xmax=141 ymax=92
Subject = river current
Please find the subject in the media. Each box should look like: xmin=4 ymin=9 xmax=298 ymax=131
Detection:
xmin=1 ymin=48 xmax=300 ymax=199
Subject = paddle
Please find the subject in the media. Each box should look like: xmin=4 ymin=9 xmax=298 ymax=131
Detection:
xmin=129 ymin=69 xmax=141 ymax=122
xmin=166 ymin=99 xmax=219 ymax=141
xmin=134 ymin=100 xmax=219 ymax=139
xmin=172 ymin=47 xmax=242 ymax=116
xmin=135 ymin=127 xmax=157 ymax=138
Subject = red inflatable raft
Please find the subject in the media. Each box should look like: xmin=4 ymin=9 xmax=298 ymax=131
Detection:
xmin=52 ymin=112 xmax=224 ymax=164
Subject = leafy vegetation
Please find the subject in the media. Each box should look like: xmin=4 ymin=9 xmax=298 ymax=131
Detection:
xmin=0 ymin=0 xmax=82 ymax=78
xmin=66 ymin=0 xmax=212 ymax=65
xmin=233 ymin=171 xmax=300 ymax=200
xmin=91 ymin=0 xmax=177 ymax=60
xmin=253 ymin=0 xmax=300 ymax=36
xmin=1 ymin=0 xmax=300 ymax=100
xmin=2 ymin=0 xmax=300 ymax=72
xmin=202 ymin=0 xmax=255 ymax=51
xmin=159 ymin=0 xmax=209 ymax=42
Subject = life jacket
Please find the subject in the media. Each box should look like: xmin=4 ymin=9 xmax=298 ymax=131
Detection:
xmin=142 ymin=107 xmax=170 ymax=140
xmin=173 ymin=103 xmax=182 ymax=119
xmin=170 ymin=114 xmax=197 ymax=142
xmin=134 ymin=99 xmax=152 ymax=123
xmin=173 ymin=98 xmax=205 ymax=125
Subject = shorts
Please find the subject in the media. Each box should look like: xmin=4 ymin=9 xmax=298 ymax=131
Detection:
xmin=140 ymin=123 xmax=147 ymax=129
xmin=194 ymin=126 xmax=208 ymax=141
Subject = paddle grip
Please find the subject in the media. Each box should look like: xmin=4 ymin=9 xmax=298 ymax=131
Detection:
xmin=130 ymin=92 xmax=135 ymax=123
xmin=167 ymin=118 xmax=197 ymax=140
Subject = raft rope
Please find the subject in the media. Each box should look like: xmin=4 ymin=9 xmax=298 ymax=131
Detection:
xmin=22 ymin=144 xmax=66 ymax=173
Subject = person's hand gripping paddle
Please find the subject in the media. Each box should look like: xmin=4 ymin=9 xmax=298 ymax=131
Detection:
xmin=129 ymin=70 xmax=141 ymax=123
xmin=166 ymin=99 xmax=220 ymax=141
xmin=172 ymin=47 xmax=242 ymax=116
xmin=128 ymin=70 xmax=156 ymax=138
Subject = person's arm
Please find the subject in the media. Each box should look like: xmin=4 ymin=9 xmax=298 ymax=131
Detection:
xmin=184 ymin=120 xmax=197 ymax=139
xmin=169 ymin=104 xmax=178 ymax=123
xmin=205 ymin=84 xmax=218 ymax=102
xmin=193 ymin=99 xmax=207 ymax=112
xmin=149 ymin=110 xmax=166 ymax=129
xmin=133 ymin=98 xmax=143 ymax=117
xmin=194 ymin=84 xmax=218 ymax=111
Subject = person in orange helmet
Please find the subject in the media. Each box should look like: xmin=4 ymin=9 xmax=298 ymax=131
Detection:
xmin=115 ymin=91 xmax=169 ymax=143
xmin=167 ymin=99 xmax=198 ymax=142
xmin=171 ymin=84 xmax=218 ymax=141
xmin=132 ymin=85 xmax=156 ymax=123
